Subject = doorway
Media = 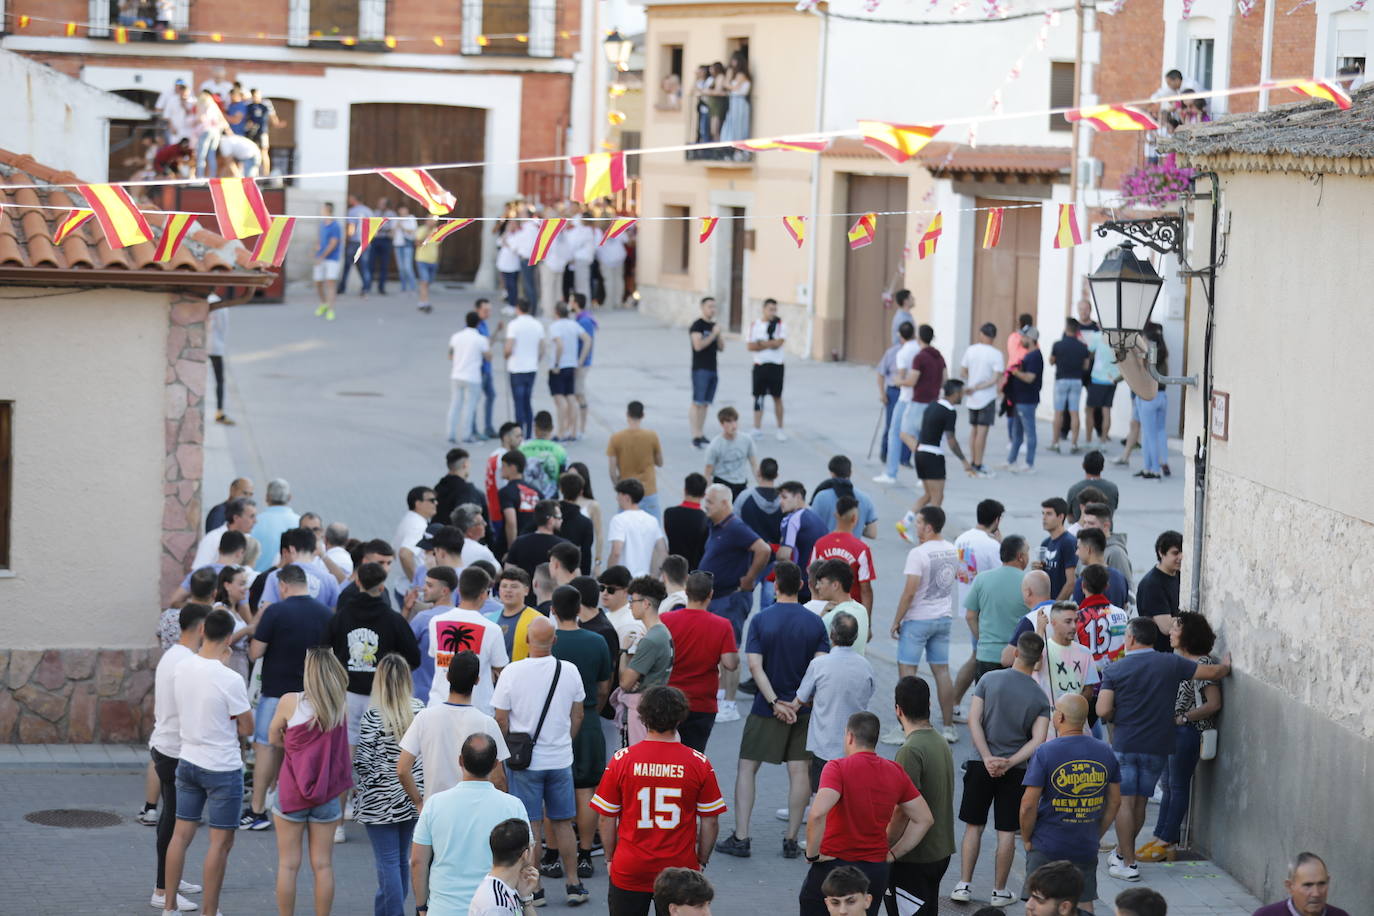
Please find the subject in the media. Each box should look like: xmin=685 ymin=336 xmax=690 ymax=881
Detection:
xmin=727 ymin=206 xmax=746 ymax=333
xmin=107 ymin=88 xmax=159 ymax=181
xmin=971 ymin=198 xmax=1041 ymax=344
xmin=843 ymin=175 xmax=908 ymax=364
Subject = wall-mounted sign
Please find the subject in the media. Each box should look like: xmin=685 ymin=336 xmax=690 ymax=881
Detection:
xmin=1210 ymin=391 xmax=1229 ymax=441
xmin=314 ymin=109 xmax=338 ymax=129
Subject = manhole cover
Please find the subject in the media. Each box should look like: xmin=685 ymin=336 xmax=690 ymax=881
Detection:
xmin=336 ymin=391 xmax=384 ymax=397
xmin=24 ymin=808 xmax=122 ymax=828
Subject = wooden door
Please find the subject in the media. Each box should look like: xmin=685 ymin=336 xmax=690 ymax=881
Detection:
xmin=728 ymin=206 xmax=745 ymax=334
xmin=843 ymin=175 xmax=908 ymax=364
xmin=348 ymin=104 xmax=485 ymax=280
xmin=972 ymin=197 xmax=1041 ymax=343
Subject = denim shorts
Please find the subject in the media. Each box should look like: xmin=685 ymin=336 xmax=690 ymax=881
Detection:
xmin=417 ymin=261 xmax=438 ymax=283
xmin=509 ymin=766 xmax=576 ymax=821
xmin=175 ymin=760 xmax=245 ymax=830
xmin=901 ymin=401 xmax=930 ymax=436
xmin=708 ymin=590 xmax=752 ymax=643
xmin=1118 ymin=751 xmax=1168 ymax=797
xmin=1053 ymin=378 xmax=1083 ymax=411
xmin=897 ymin=616 xmax=951 ymax=666
xmin=274 ymin=796 xmax=343 ymax=824
xmin=253 ymin=695 xmax=280 ymax=745
xmin=691 ymin=369 xmax=718 ymax=405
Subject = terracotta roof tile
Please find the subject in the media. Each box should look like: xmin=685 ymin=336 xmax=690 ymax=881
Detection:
xmin=824 ymin=138 xmax=1070 ymax=176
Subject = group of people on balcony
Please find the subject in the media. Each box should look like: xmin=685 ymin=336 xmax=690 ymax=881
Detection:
xmin=691 ymin=51 xmax=753 ymax=160
xmin=130 ymin=70 xmax=285 ymax=180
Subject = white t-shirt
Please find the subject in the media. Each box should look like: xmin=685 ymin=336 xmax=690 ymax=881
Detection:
xmin=462 ymin=538 xmax=499 ymax=572
xmin=428 ymin=608 xmax=510 ymax=712
xmin=399 ymin=703 xmax=511 ymax=799
xmin=606 ymin=509 xmax=665 ymax=577
xmin=490 ymin=656 xmax=585 ymax=771
xmin=901 ymin=539 xmax=960 ymax=622
xmin=469 ymin=874 xmax=524 ymax=916
xmin=547 ymin=318 xmax=583 ymax=370
xmin=604 ymin=605 xmax=646 ymax=653
xmin=219 ymin=134 xmax=259 ymax=160
xmin=953 ymin=527 xmax=1002 ymax=606
xmin=596 ymin=233 xmax=627 ymax=267
xmin=506 ymin=314 xmax=545 ymax=373
xmin=325 ymin=545 xmax=354 ymax=578
xmin=960 ymin=342 xmax=1006 ymax=410
xmin=450 ymin=327 xmax=491 ymax=383
xmin=173 ymin=653 xmax=251 ymax=772
xmin=566 ymin=221 xmax=596 ymax=263
xmin=191 ymin=524 xmax=229 ymax=570
xmin=894 ymin=340 xmax=922 ymax=402
xmin=392 ymin=510 xmax=430 ymax=594
xmin=150 ymin=644 xmax=194 ymax=758
xmin=747 ymin=318 xmax=787 ymax=365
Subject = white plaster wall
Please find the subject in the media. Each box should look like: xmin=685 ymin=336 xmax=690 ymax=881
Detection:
xmin=0 ymin=289 xmax=168 ymax=649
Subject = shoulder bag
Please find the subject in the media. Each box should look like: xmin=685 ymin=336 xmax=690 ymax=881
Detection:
xmin=505 ymin=659 xmax=562 ymax=771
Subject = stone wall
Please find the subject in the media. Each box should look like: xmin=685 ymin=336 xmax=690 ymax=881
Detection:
xmin=0 ymin=649 xmax=159 ymax=743
xmin=161 ymin=294 xmax=209 ymax=607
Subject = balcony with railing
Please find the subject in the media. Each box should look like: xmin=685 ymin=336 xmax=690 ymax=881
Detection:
xmin=679 ymin=51 xmax=753 ymax=165
xmin=461 ymin=0 xmax=557 ymax=57
xmin=89 ymin=0 xmax=192 ymax=40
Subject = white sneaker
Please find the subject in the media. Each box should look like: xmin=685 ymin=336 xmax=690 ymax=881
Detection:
xmin=1151 ymin=785 xmax=1164 ymax=804
xmin=715 ymin=702 xmax=741 ymax=723
xmin=880 ymin=726 xmax=906 ymax=746
xmin=749 ymin=428 xmax=763 ymax=438
xmin=1011 ymin=462 xmax=1036 ymax=475
xmin=974 ymin=467 xmax=996 ymax=478
xmin=776 ymin=430 xmax=788 ymax=442
xmin=951 ymin=706 xmax=968 ymax=724
xmin=1108 ymin=861 xmax=1141 ymax=881
xmin=775 ymin=805 xmax=810 ymax=821
xmin=334 ymin=824 xmax=346 ymax=844
xmin=150 ymin=892 xmax=198 ymax=911
xmin=990 ymin=889 xmax=1016 ymax=907
xmin=949 ymin=883 xmax=973 ymax=903
xmin=941 ymin=726 xmax=958 ymax=744
xmin=179 ymin=881 xmax=202 ymax=895
xmin=343 ymin=798 xmax=354 ymax=821
xmin=1109 ymin=850 xmax=1125 ymax=868
xmin=872 ymin=473 xmax=897 ymax=484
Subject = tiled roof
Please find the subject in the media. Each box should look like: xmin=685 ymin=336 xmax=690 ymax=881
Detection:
xmin=0 ymin=150 xmax=273 ymax=289
xmin=824 ymin=138 xmax=1070 ymax=176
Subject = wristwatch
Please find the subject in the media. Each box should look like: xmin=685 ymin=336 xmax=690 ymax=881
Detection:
xmin=416 ymin=906 xmax=429 ymax=915
xmin=806 ymin=853 xmax=821 ymax=863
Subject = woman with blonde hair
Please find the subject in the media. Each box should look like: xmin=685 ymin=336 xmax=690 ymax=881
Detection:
xmin=269 ymin=647 xmax=353 ymax=916
xmin=353 ymin=653 xmax=425 ymax=916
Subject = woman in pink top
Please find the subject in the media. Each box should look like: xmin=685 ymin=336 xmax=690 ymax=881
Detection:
xmin=269 ymin=647 xmax=353 ymax=915
xmin=192 ymin=90 xmax=227 ymax=178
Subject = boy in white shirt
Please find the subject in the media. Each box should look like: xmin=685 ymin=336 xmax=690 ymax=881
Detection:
xmin=469 ymin=818 xmax=540 ymax=915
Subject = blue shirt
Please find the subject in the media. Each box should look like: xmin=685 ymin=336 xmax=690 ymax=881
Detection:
xmin=260 ymin=558 xmax=341 ymax=609
xmin=413 ymin=781 xmax=529 ymax=915
xmin=1072 ymin=565 xmax=1130 ymax=610
xmin=1040 ymin=531 xmax=1077 ymax=598
xmin=780 ymin=507 xmax=828 ymax=582
xmin=575 ymin=311 xmax=598 ymax=366
xmin=810 ymin=480 xmax=878 ymax=534
xmin=317 ymin=220 xmax=342 ymax=261
xmin=1008 ymin=348 xmax=1044 ymax=404
xmin=744 ymin=602 xmax=829 ymax=717
xmin=1098 ymin=648 xmax=1200 ymax=754
xmin=699 ymin=514 xmax=762 ymax=595
xmin=1023 ymin=733 xmax=1121 ymax=861
xmin=250 ymin=505 xmax=302 ymax=572
xmin=226 ymin=101 xmax=249 ymax=135
xmin=254 ymin=594 xmax=333 ymax=697
xmin=478 ymin=318 xmax=494 ymax=374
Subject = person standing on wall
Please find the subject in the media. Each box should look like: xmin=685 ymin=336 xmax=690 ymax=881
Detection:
xmin=747 ymin=298 xmax=787 ymax=441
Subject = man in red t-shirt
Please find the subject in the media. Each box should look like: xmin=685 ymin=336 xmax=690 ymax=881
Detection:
xmin=661 ymin=571 xmax=740 ymax=753
xmin=810 ymin=495 xmax=876 ymax=616
xmin=800 ymin=712 xmax=935 ymax=916
xmin=591 ymin=686 xmax=726 ymax=916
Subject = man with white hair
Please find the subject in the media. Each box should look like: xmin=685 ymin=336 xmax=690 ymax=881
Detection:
xmin=249 ymin=479 xmax=299 ymax=572
xmin=1252 ymin=853 xmax=1350 ymax=916
xmin=321 ymin=521 xmax=353 ymax=582
xmin=451 ymin=504 xmax=499 ymax=570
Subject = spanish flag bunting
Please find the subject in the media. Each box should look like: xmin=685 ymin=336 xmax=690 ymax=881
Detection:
xmin=77 ymin=184 xmax=152 ymax=248
xmin=917 ymin=212 xmax=943 ymax=260
xmin=1053 ymin=204 xmax=1085 ymax=249
xmin=250 ymin=216 xmax=296 ymax=267
xmin=858 ymin=121 xmax=942 ymax=163
xmin=569 ymin=152 xmax=627 ymax=203
xmin=529 ymin=219 xmax=569 ymax=266
xmin=208 ymin=177 xmax=271 ymax=240
xmin=354 ymin=217 xmax=389 ymax=262
xmin=18 ymin=14 xmax=29 ymax=27
xmin=600 ymin=217 xmax=636 ymax=245
xmin=153 ymin=213 xmax=198 ymax=262
xmin=422 ymin=219 xmax=475 ymax=248
xmin=782 ymin=216 xmax=807 ymax=249
xmin=53 ymin=209 xmax=94 ymax=245
xmin=982 ymin=208 xmax=1004 ymax=249
xmin=699 ymin=218 xmax=719 ymax=244
xmin=65 ymin=21 xmax=77 ymax=36
xmin=378 ymin=168 xmax=456 ymax=216
xmin=733 ymin=139 xmax=830 ymax=152
xmin=1064 ymin=104 xmax=1158 ymax=131
xmin=1286 ymin=79 xmax=1353 ymax=110
xmin=847 ymin=212 xmax=877 ymax=250
xmin=115 ymin=25 xmax=129 ymax=43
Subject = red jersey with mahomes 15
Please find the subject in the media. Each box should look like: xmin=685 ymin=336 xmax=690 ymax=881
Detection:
xmin=590 ymin=740 xmax=727 ymax=892
xmin=661 ymin=607 xmax=738 ymax=714
xmin=811 ymin=531 xmax=876 ymax=603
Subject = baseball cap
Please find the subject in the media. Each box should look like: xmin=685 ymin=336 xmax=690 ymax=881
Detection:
xmin=1020 ymin=326 xmax=1040 ymax=343
xmin=174 ymin=78 xmax=186 ymax=86
xmin=416 ymin=522 xmax=445 ymax=550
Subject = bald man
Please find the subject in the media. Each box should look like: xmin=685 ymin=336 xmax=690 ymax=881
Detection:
xmin=206 ymin=477 xmax=254 ymax=531
xmin=998 ymin=570 xmax=1054 ymax=668
xmin=1018 ymin=694 xmax=1121 ymax=912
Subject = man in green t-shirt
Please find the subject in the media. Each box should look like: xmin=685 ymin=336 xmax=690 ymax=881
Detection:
xmin=964 ymin=535 xmax=1031 ymax=680
xmin=620 ymin=576 xmax=675 ymax=746
xmin=890 ymin=675 xmax=956 ymax=916
xmin=519 ymin=410 xmax=568 ymax=499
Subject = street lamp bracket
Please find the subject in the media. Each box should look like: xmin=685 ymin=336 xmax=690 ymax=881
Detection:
xmin=1094 ymin=216 xmax=1184 ymax=256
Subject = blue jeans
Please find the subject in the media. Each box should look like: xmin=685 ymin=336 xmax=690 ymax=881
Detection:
xmin=708 ymin=590 xmax=752 ymax=643
xmin=394 ymin=242 xmax=416 ymax=291
xmin=364 ymin=820 xmax=416 ymax=916
xmin=369 ymin=236 xmax=393 ymax=293
xmin=882 ymin=386 xmax=912 ymax=467
xmin=510 ymin=371 xmax=536 ymax=437
xmin=509 ymin=767 xmax=576 ymax=821
xmin=502 ymin=271 xmax=521 ymax=307
xmin=339 ymin=241 xmax=372 ymax=293
xmin=885 ymin=400 xmax=911 ymax=477
xmin=639 ymin=492 xmax=661 ymax=519
xmin=194 ymin=131 xmax=219 ymax=177
xmin=479 ymin=368 xmax=497 ymax=435
xmin=447 ymin=379 xmax=481 ymax=442
xmin=1118 ymin=751 xmax=1168 ymax=798
xmin=1138 ymin=389 xmax=1169 ymax=473
xmin=691 ymin=369 xmax=718 ymax=405
xmin=1154 ymin=724 xmax=1200 ymax=843
xmin=520 ymin=264 xmax=540 ymax=312
xmin=1007 ymin=402 xmax=1038 ymax=466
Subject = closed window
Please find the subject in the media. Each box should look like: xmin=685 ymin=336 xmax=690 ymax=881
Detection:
xmin=1049 ymin=61 xmax=1076 ymax=132
xmin=0 ymin=402 xmax=11 ymax=569
xmin=663 ymin=206 xmax=689 ymax=274
xmin=1189 ymin=38 xmax=1214 ymax=91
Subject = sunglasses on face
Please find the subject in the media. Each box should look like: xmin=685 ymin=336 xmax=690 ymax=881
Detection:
xmin=600 ymin=585 xmax=623 ymax=593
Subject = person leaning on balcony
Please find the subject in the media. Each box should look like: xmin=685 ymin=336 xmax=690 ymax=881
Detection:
xmin=718 ymin=52 xmax=753 ymax=153
xmin=705 ymin=62 xmax=729 ymax=142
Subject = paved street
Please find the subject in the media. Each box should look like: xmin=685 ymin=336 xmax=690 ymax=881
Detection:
xmin=3 ymin=284 xmax=1261 ymax=915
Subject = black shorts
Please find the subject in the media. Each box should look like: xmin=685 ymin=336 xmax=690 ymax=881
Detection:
xmin=958 ymin=760 xmax=1027 ymax=831
xmin=548 ymin=367 xmax=576 ymax=396
xmin=752 ymin=363 xmax=784 ymax=398
xmin=968 ymin=403 xmax=996 ymax=426
xmin=914 ymin=452 xmax=946 ymax=481
xmin=1086 ymin=381 xmax=1117 ymax=408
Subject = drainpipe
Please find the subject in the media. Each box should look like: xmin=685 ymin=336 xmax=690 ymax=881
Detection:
xmin=1258 ymin=0 xmax=1276 ymax=111
xmin=803 ymin=10 xmax=829 ymax=360
xmin=1188 ymin=171 xmax=1220 ymax=614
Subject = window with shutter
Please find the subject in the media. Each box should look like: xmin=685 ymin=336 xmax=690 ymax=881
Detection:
xmin=1049 ymin=61 xmax=1076 ymax=133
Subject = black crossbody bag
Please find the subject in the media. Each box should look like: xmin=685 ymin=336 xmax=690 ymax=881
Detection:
xmin=505 ymin=660 xmax=562 ymax=771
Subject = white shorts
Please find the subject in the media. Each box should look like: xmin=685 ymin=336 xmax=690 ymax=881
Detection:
xmin=313 ymin=260 xmax=342 ymax=282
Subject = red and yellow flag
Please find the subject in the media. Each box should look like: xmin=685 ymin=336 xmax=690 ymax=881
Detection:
xmin=378 ymin=168 xmax=456 ymax=216
xmin=1053 ymin=204 xmax=1085 ymax=249
xmin=699 ymin=218 xmax=719 ymax=244
xmin=208 ymin=178 xmax=271 ymax=240
xmin=858 ymin=121 xmax=942 ymax=163
xmin=600 ymin=217 xmax=636 ymax=245
xmin=153 ymin=213 xmax=198 ymax=262
xmin=781 ymin=216 xmax=807 ymax=249
xmin=733 ymin=139 xmax=830 ymax=153
xmin=422 ymin=219 xmax=475 ymax=248
xmin=917 ymin=213 xmax=943 ymax=260
xmin=529 ymin=219 xmax=569 ymax=266
xmin=847 ymin=212 xmax=877 ymax=250
xmin=1064 ymin=105 xmax=1159 ymax=131
xmin=114 ymin=25 xmax=129 ymax=43
xmin=250 ymin=216 xmax=296 ymax=267
xmin=65 ymin=21 xmax=77 ymax=36
xmin=1287 ymin=79 xmax=1353 ymax=110
xmin=78 ymin=184 xmax=153 ymax=248
xmin=982 ymin=208 xmax=1004 ymax=249
xmin=53 ymin=209 xmax=94 ymax=244
xmin=354 ymin=217 xmax=389 ymax=262
xmin=569 ymin=152 xmax=627 ymax=203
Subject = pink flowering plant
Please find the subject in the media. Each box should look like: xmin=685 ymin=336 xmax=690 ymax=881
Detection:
xmin=1120 ymin=154 xmax=1196 ymax=209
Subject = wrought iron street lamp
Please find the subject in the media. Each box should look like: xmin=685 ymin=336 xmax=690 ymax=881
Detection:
xmin=603 ymin=29 xmax=632 ymax=70
xmin=1087 ymin=242 xmax=1164 ymax=352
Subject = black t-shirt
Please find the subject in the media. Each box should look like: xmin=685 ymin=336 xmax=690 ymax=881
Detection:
xmin=579 ymin=610 xmax=622 ymax=717
xmin=497 ymin=479 xmax=540 ymax=553
xmin=558 ymin=502 xmax=595 ymax=574
xmin=434 ymin=474 xmax=486 ymax=530
xmin=254 ymin=595 xmax=333 ymax=697
xmin=663 ymin=504 xmax=709 ymax=569
xmin=690 ymin=319 xmax=718 ymax=372
xmin=1136 ymin=566 xmax=1182 ymax=652
xmin=504 ymin=532 xmax=569 ymax=579
xmin=918 ymin=401 xmax=957 ymax=448
xmin=1051 ymin=336 xmax=1091 ymax=382
xmin=1008 ymin=349 xmax=1044 ymax=404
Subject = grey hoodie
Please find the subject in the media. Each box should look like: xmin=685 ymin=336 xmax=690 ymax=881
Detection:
xmin=734 ymin=486 xmax=782 ymax=543
xmin=1104 ymin=532 xmax=1133 ymax=595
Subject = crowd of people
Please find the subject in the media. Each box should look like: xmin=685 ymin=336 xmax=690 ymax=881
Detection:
xmin=683 ymin=51 xmax=754 ymax=161
xmin=492 ymin=199 xmax=636 ymax=315
xmin=133 ymin=69 xmax=285 ymax=180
